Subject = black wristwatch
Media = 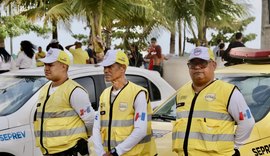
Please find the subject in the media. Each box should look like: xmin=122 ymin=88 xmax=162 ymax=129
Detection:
xmin=110 ymin=148 xmax=119 ymax=156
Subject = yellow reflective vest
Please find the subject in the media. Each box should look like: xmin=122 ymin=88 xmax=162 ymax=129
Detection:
xmin=99 ymin=81 xmax=157 ymax=156
xmin=172 ymin=80 xmax=236 ymax=156
xmin=34 ymin=79 xmax=88 ymax=154
xmin=35 ymin=51 xmax=46 ymax=67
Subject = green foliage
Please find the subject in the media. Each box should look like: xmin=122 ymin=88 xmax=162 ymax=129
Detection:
xmin=71 ymin=34 xmax=89 ymax=45
xmin=0 ymin=15 xmax=50 ymax=39
xmin=209 ymin=17 xmax=256 ymax=45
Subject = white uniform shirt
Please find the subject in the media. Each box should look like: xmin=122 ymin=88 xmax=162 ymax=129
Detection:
xmin=49 ymin=86 xmax=95 ymax=136
xmin=228 ymin=89 xmax=255 ymax=148
xmin=92 ymin=91 xmax=148 ymax=156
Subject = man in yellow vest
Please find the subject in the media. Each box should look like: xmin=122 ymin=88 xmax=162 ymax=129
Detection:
xmin=34 ymin=48 xmax=95 ymax=156
xmin=92 ymin=50 xmax=157 ymax=156
xmin=172 ymin=46 xmax=255 ymax=156
xmin=65 ymin=41 xmax=90 ymax=64
xmin=35 ymin=46 xmax=46 ymax=67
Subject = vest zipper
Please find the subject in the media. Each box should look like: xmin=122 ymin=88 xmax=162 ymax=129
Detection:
xmin=108 ymin=88 xmax=114 ymax=151
xmin=183 ymin=93 xmax=198 ymax=156
xmin=107 ymin=82 xmax=129 ymax=151
xmin=40 ymin=85 xmax=51 ymax=154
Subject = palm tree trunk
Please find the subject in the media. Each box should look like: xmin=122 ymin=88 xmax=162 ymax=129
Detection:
xmin=178 ymin=20 xmax=182 ymax=56
xmin=52 ymin=20 xmax=58 ymax=39
xmin=170 ymin=31 xmax=176 ymax=54
xmin=89 ymin=0 xmax=104 ymax=62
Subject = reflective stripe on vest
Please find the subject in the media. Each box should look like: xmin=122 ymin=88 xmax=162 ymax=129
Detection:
xmin=103 ymin=134 xmax=153 ymax=148
xmin=36 ymin=110 xmax=77 ymax=118
xmin=35 ymin=126 xmax=86 ymax=137
xmin=176 ymin=111 xmax=233 ymax=121
xmin=172 ymin=131 xmax=234 ymax=142
xmin=100 ymin=115 xmax=152 ymax=127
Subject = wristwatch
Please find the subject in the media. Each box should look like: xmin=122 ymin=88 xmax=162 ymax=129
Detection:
xmin=110 ymin=148 xmax=118 ymax=156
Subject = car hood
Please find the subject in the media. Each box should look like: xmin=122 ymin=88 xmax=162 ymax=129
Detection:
xmin=152 ymin=121 xmax=177 ymax=156
xmin=0 ymin=116 xmax=9 ymax=130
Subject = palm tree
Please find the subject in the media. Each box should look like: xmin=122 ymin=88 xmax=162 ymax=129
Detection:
xmin=2 ymin=0 xmax=72 ymax=40
xmin=68 ymin=0 xmax=157 ymax=61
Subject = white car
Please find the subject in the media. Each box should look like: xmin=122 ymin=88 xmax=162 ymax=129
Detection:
xmin=0 ymin=64 xmax=175 ymax=156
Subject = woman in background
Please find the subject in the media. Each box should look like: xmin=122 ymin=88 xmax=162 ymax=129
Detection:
xmin=0 ymin=46 xmax=14 ymax=74
xmin=16 ymin=40 xmax=36 ymax=69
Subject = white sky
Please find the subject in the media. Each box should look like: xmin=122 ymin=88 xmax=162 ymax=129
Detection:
xmin=4 ymin=0 xmax=262 ymax=55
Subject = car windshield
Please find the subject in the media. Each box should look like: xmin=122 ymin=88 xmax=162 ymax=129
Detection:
xmin=154 ymin=74 xmax=270 ymax=122
xmin=0 ymin=76 xmax=48 ymax=116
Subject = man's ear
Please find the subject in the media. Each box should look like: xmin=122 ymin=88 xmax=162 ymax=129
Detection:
xmin=212 ymin=61 xmax=217 ymax=70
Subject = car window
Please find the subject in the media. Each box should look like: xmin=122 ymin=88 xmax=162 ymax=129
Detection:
xmin=222 ymin=76 xmax=270 ymax=122
xmin=73 ymin=77 xmax=96 ymax=109
xmin=126 ymin=75 xmax=161 ymax=101
xmin=0 ymin=76 xmax=48 ymax=116
xmin=154 ymin=94 xmax=176 ymax=117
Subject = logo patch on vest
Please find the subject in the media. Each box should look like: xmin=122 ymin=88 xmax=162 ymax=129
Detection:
xmin=176 ymin=102 xmax=185 ymax=108
xmin=205 ymin=93 xmax=216 ymax=101
xmin=119 ymin=102 xmax=128 ymax=111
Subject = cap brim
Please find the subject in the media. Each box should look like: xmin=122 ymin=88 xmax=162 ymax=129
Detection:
xmin=39 ymin=57 xmax=57 ymax=64
xmin=97 ymin=60 xmax=115 ymax=67
xmin=189 ymin=57 xmax=209 ymax=60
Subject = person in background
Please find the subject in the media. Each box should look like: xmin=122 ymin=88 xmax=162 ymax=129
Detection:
xmin=145 ymin=37 xmax=163 ymax=76
xmin=65 ymin=41 xmax=90 ymax=64
xmin=93 ymin=50 xmax=157 ymax=156
xmin=16 ymin=40 xmax=36 ymax=69
xmin=128 ymin=44 xmax=143 ymax=67
xmin=0 ymin=43 xmax=14 ymax=73
xmin=223 ymin=32 xmax=245 ymax=66
xmin=34 ymin=48 xmax=95 ymax=156
xmin=85 ymin=42 xmax=96 ymax=64
xmin=35 ymin=46 xmax=46 ymax=67
xmin=212 ymin=39 xmax=224 ymax=60
xmin=172 ymin=46 xmax=255 ymax=156
xmin=46 ymin=39 xmax=64 ymax=51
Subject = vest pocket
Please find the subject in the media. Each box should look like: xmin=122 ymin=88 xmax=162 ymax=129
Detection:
xmin=172 ymin=119 xmax=187 ymax=152
xmin=194 ymin=119 xmax=220 ymax=151
xmin=34 ymin=120 xmax=40 ymax=147
xmin=44 ymin=120 xmax=68 ymax=147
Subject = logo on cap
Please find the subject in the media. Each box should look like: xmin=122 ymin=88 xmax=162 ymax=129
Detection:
xmin=194 ymin=48 xmax=202 ymax=56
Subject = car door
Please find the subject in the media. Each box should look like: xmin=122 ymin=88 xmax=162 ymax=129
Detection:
xmin=73 ymin=75 xmax=106 ymax=111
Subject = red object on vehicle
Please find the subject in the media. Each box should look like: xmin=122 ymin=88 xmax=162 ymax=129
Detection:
xmin=230 ymin=47 xmax=270 ymax=60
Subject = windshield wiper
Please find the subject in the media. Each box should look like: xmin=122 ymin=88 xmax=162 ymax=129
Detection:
xmin=152 ymin=114 xmax=175 ymax=121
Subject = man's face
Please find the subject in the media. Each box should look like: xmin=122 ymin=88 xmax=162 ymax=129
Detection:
xmin=103 ymin=63 xmax=125 ymax=82
xmin=187 ymin=58 xmax=216 ymax=86
xmin=151 ymin=40 xmax=156 ymax=46
xmin=44 ymin=61 xmax=67 ymax=81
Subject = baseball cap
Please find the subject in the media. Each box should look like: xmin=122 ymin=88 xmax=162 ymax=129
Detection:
xmin=39 ymin=48 xmax=70 ymax=65
xmin=50 ymin=39 xmax=59 ymax=44
xmin=189 ymin=46 xmax=215 ymax=61
xmin=98 ymin=50 xmax=129 ymax=67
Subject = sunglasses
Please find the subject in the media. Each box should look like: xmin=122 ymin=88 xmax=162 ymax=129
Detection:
xmin=187 ymin=60 xmax=212 ymax=69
